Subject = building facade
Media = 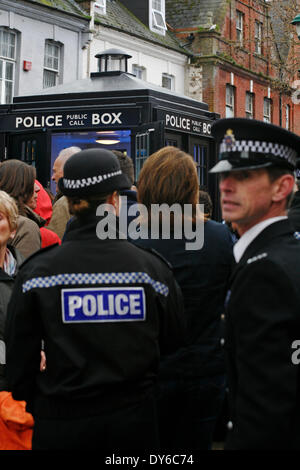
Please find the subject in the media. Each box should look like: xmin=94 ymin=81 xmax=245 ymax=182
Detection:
xmin=0 ymin=0 xmax=194 ymax=104
xmin=166 ymin=0 xmax=300 ymax=135
xmin=0 ymin=0 xmax=91 ymax=103
xmin=82 ymin=0 xmax=192 ymax=97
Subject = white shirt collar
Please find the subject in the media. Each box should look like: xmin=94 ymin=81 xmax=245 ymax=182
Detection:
xmin=233 ymin=216 xmax=287 ymax=263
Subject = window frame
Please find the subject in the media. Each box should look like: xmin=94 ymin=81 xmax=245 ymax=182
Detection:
xmin=43 ymin=40 xmax=61 ymax=89
xmin=285 ymin=104 xmax=290 ymax=130
xmin=254 ymin=20 xmax=263 ymax=55
xmin=0 ymin=28 xmax=16 ymax=104
xmin=263 ymin=97 xmax=272 ymax=123
xmin=226 ymin=84 xmax=235 ymax=118
xmin=236 ymin=10 xmax=244 ymax=47
xmin=245 ymin=91 xmax=254 ymax=119
xmin=132 ymin=64 xmax=146 ymax=80
xmin=162 ymin=73 xmax=175 ymax=91
xmin=150 ymin=0 xmax=167 ymax=36
xmin=94 ymin=0 xmax=106 ymax=16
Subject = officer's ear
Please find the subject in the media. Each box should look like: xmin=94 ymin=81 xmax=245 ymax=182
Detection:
xmin=271 ymin=174 xmax=295 ymax=204
xmin=106 ymin=191 xmax=121 ymax=215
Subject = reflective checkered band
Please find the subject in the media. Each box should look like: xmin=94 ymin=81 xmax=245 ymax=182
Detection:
xmin=63 ymin=170 xmax=122 ymax=189
xmin=294 ymin=232 xmax=300 ymax=240
xmin=220 ymin=139 xmax=297 ymax=167
xmin=22 ymin=272 xmax=169 ymax=297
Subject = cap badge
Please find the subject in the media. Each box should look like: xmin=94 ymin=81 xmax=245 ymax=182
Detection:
xmin=224 ymin=129 xmax=236 ymax=150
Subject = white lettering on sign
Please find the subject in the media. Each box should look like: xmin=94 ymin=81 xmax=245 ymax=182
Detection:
xmin=92 ymin=112 xmax=122 ymax=125
xmin=66 ymin=114 xmax=88 ymax=127
xmin=62 ymin=287 xmax=146 ymax=323
xmin=15 ymin=115 xmax=63 ymax=129
xmin=166 ymin=114 xmax=190 ymax=131
xmin=165 ymin=113 xmax=211 ymax=135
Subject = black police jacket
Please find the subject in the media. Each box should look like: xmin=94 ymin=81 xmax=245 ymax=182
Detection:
xmin=225 ymin=219 xmax=300 ymax=450
xmin=133 ymin=219 xmax=234 ymax=379
xmin=288 ymin=190 xmax=300 ymax=232
xmin=4 ymin=215 xmax=185 ymax=418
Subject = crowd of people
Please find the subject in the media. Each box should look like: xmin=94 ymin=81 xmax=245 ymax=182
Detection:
xmin=0 ymin=116 xmax=300 ymax=450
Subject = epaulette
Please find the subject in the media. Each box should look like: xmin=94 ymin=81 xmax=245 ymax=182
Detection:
xmin=136 ymin=245 xmax=173 ymax=270
xmin=19 ymin=243 xmax=60 ymax=269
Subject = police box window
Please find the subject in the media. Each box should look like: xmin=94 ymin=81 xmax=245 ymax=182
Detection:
xmin=0 ymin=28 xmax=16 ymax=104
xmin=43 ymin=40 xmax=62 ymax=89
xmin=51 ymin=130 xmax=131 ymax=195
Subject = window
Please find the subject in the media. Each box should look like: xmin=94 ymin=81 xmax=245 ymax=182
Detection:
xmin=263 ymin=98 xmax=272 ymax=123
xmin=0 ymin=28 xmax=16 ymax=104
xmin=193 ymin=145 xmax=208 ymax=186
xmin=246 ymin=92 xmax=254 ymax=119
xmin=162 ymin=73 xmax=174 ymax=90
xmin=255 ymin=21 xmax=263 ymax=54
xmin=150 ymin=0 xmax=167 ymax=36
xmin=43 ymin=41 xmax=61 ymax=89
xmin=94 ymin=0 xmax=106 ymax=16
xmin=226 ymin=85 xmax=235 ymax=118
xmin=132 ymin=65 xmax=146 ymax=80
xmin=236 ymin=11 xmax=244 ymax=46
xmin=286 ymin=104 xmax=290 ymax=130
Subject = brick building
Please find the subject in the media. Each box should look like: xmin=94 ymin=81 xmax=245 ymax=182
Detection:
xmin=166 ymin=0 xmax=300 ymax=135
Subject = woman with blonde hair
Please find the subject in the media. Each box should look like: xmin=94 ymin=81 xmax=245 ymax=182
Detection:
xmin=134 ymin=146 xmax=234 ymax=450
xmin=0 ymin=191 xmax=34 ymax=450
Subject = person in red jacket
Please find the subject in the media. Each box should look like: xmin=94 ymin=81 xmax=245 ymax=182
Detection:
xmin=29 ymin=181 xmax=61 ymax=248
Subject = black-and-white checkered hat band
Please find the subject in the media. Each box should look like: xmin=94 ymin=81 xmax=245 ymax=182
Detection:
xmin=220 ymin=139 xmax=298 ymax=168
xmin=63 ymin=170 xmax=122 ymax=190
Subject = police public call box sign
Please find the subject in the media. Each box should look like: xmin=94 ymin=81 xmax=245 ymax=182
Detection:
xmin=62 ymin=287 xmax=146 ymax=323
xmin=0 ymin=108 xmax=140 ymax=131
xmin=156 ymin=109 xmax=212 ymax=137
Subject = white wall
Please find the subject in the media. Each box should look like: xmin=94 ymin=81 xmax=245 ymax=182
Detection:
xmin=89 ymin=27 xmax=187 ymax=94
xmin=0 ymin=0 xmax=87 ymax=98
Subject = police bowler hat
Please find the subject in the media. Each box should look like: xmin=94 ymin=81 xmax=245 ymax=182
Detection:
xmin=58 ymin=148 xmax=131 ymax=197
xmin=209 ymin=118 xmax=300 ymax=174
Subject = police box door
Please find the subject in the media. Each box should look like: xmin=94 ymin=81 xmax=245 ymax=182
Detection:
xmin=7 ymin=131 xmax=49 ymax=187
xmin=132 ymin=121 xmax=164 ymax=181
xmin=189 ymin=137 xmax=209 ymax=189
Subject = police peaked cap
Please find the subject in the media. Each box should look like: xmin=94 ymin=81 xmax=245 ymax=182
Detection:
xmin=209 ymin=118 xmax=300 ymax=173
xmin=58 ymin=148 xmax=131 ymax=197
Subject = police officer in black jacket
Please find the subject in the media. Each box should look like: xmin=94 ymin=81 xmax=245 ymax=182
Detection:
xmin=4 ymin=148 xmax=185 ymax=450
xmin=210 ymin=118 xmax=300 ymax=450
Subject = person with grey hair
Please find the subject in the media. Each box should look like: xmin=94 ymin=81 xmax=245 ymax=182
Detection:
xmin=47 ymin=146 xmax=81 ymax=239
xmin=51 ymin=146 xmax=81 ymax=196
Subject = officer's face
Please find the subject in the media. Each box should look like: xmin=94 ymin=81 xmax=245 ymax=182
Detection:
xmin=219 ymin=169 xmax=279 ymax=235
xmin=0 ymin=211 xmax=15 ymax=249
